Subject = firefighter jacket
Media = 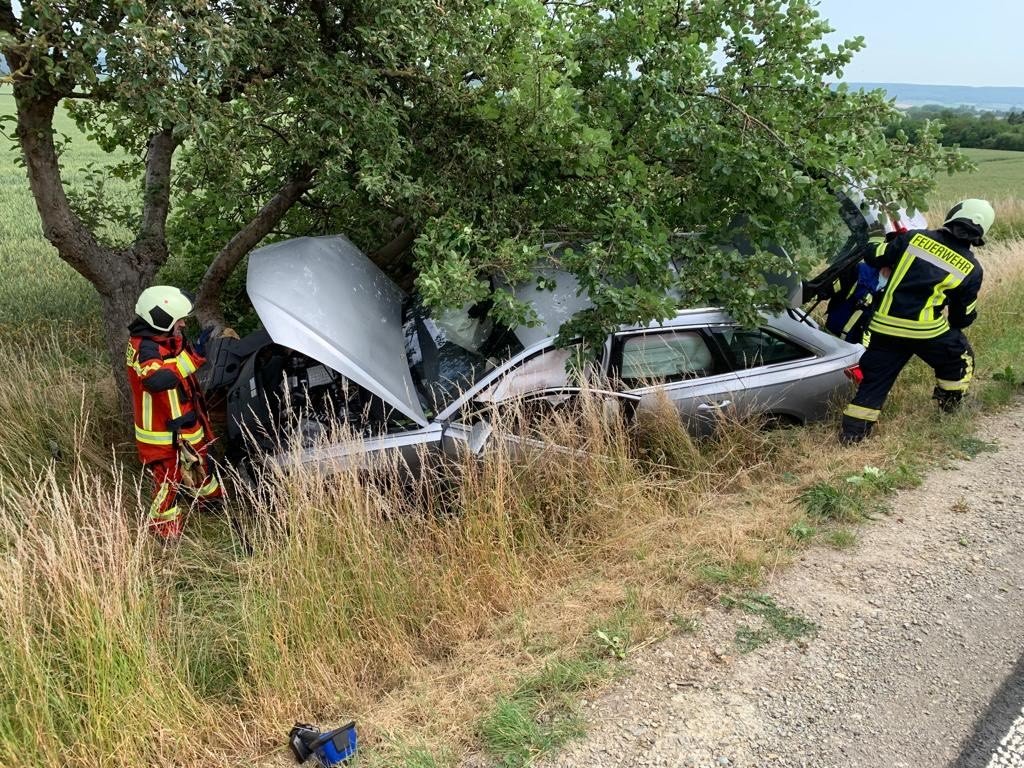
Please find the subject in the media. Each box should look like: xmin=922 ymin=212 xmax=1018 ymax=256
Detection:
xmin=864 ymin=228 xmax=983 ymax=340
xmin=125 ymin=319 xmax=210 ymax=463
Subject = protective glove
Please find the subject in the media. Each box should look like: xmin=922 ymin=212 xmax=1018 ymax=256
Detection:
xmin=194 ymin=326 xmax=214 ymax=356
xmin=177 ymin=442 xmax=202 ymax=489
xmin=219 ymin=327 xmax=240 ymax=340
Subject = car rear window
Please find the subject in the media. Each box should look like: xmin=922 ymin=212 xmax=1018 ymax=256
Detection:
xmin=715 ymin=328 xmax=813 ymax=369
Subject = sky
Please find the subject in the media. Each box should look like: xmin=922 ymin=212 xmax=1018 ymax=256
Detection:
xmin=813 ymin=0 xmax=1024 ymax=88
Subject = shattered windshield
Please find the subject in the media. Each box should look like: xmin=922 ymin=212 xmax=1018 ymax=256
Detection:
xmin=403 ymin=301 xmax=524 ymax=414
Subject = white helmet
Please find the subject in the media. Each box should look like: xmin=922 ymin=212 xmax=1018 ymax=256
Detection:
xmin=135 ymin=286 xmax=194 ymax=332
xmin=943 ymin=199 xmax=995 ymax=245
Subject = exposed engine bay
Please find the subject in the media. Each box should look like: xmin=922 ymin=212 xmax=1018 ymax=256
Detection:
xmin=201 ymin=331 xmax=415 ymax=465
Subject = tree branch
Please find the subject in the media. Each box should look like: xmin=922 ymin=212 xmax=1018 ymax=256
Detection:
xmin=369 ymin=223 xmax=417 ymax=272
xmin=134 ymin=128 xmax=176 ymax=263
xmin=14 ymin=91 xmax=110 ymax=287
xmin=193 ymin=167 xmax=316 ymax=329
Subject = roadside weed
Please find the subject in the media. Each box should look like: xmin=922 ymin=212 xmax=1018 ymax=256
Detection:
xmin=799 ymin=481 xmax=865 ymax=522
xmin=594 ymin=630 xmax=627 ymax=660
xmin=669 ymin=615 xmax=701 ymax=634
xmin=826 ymin=530 xmax=857 ymax=550
xmin=992 ymin=365 xmax=1022 ymax=387
xmin=722 ymin=593 xmax=817 ymax=653
xmin=788 ymin=518 xmax=816 ymax=541
xmin=478 ymin=656 xmax=608 ymax=767
xmin=955 ymin=436 xmax=999 ymax=459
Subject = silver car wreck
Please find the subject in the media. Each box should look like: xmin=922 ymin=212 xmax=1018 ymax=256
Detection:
xmin=202 ymin=234 xmax=863 ymax=473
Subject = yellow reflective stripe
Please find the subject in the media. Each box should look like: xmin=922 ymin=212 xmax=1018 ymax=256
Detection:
xmin=872 ymin=313 xmax=947 ymax=331
xmin=877 ymin=248 xmax=916 ymax=317
xmin=135 ymin=425 xmax=204 ymax=445
xmin=966 ymin=300 xmax=978 ymax=314
xmin=198 ymin=475 xmax=220 ymax=496
xmin=175 ymin=352 xmax=198 ymax=378
xmin=149 ymin=481 xmax=176 ymax=520
xmin=868 ymin=318 xmax=949 ymax=339
xmin=920 ymin=272 xmax=958 ymax=323
xmin=150 ymin=504 xmax=180 ymax=522
xmin=936 ymin=378 xmax=970 ymax=392
xmin=142 ymin=392 xmax=153 ymax=431
xmin=861 ymin=330 xmax=871 ymax=348
xmin=842 ymin=309 xmax=864 ymax=335
xmin=844 ymin=404 xmax=880 ymax=422
xmin=168 ymin=389 xmax=183 ymax=419
xmin=962 ymin=350 xmax=974 ymax=385
xmin=136 ymin=426 xmax=174 ymax=445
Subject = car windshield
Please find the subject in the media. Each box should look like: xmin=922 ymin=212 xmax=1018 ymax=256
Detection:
xmin=403 ymin=301 xmax=524 ymax=414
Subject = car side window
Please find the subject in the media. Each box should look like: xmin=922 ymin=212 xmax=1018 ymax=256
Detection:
xmin=618 ymin=331 xmax=715 ymax=385
xmin=715 ymin=327 xmax=813 ymax=370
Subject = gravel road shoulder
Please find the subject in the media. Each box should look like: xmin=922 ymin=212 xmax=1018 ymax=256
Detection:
xmin=540 ymin=401 xmax=1024 ymax=768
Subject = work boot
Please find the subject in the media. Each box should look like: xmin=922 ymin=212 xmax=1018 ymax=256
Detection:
xmin=839 ymin=416 xmax=873 ymax=445
xmin=932 ymin=387 xmax=964 ymax=414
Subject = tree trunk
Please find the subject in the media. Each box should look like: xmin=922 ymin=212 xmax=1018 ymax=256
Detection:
xmin=14 ymin=87 xmax=172 ymax=420
xmin=97 ymin=267 xmax=157 ymax=413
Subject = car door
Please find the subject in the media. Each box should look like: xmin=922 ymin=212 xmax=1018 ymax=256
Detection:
xmin=609 ymin=327 xmax=742 ymax=435
xmin=439 ymin=342 xmax=636 ymax=458
xmin=709 ymin=325 xmax=832 ymax=423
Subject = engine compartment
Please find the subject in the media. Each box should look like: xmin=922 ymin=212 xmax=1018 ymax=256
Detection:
xmin=209 ymin=337 xmax=415 ymax=464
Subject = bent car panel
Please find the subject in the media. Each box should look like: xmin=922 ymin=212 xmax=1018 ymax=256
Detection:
xmin=247 ymin=235 xmax=428 ymax=426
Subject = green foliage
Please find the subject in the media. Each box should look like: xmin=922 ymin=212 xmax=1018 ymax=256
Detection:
xmin=478 ymin=656 xmax=608 ymax=767
xmin=825 ymin=529 xmax=857 ymax=550
xmin=889 ymin=105 xmax=1024 ymax=152
xmin=788 ymin=518 xmax=816 ymax=541
xmin=798 ymin=481 xmax=865 ymax=522
xmin=3 ymin=0 xmax=966 ymax=344
xmin=955 ymin=436 xmax=999 ymax=458
xmin=992 ymin=365 xmax=1023 ymax=387
xmin=722 ymin=592 xmax=817 ymax=653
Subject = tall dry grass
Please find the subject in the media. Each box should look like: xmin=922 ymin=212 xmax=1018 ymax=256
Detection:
xmin=0 ymin=357 xmax=839 ymax=767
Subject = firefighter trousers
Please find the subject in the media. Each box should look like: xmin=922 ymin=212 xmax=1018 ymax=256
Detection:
xmin=147 ymin=445 xmax=223 ymax=539
xmin=840 ymin=328 xmax=974 ymax=443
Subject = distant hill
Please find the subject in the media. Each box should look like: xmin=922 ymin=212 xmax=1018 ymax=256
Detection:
xmin=843 ymin=82 xmax=1024 ymax=112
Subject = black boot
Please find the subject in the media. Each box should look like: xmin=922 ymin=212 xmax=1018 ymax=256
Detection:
xmin=932 ymin=387 xmax=964 ymax=414
xmin=839 ymin=415 xmax=873 ymax=445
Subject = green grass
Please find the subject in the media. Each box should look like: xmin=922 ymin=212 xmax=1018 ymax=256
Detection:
xmin=478 ymin=656 xmax=610 ymax=767
xmin=933 ymin=148 xmax=1024 ymax=202
xmin=825 ymin=529 xmax=857 ymax=550
xmin=722 ymin=593 xmax=817 ymax=653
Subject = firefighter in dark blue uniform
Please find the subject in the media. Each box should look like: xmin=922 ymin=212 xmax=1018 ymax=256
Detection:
xmin=839 ymin=199 xmax=994 ymax=444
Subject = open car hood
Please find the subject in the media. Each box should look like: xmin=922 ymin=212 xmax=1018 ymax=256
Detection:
xmin=247 ymin=236 xmax=428 ymax=427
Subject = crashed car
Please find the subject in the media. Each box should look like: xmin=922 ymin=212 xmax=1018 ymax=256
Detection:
xmin=201 ymin=234 xmax=863 ymax=473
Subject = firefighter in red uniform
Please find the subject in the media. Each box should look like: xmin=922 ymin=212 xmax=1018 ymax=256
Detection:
xmin=840 ymin=199 xmax=994 ymax=444
xmin=126 ymin=286 xmax=223 ymax=539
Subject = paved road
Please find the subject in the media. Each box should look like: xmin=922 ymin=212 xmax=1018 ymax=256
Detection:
xmin=957 ymin=653 xmax=1024 ymax=767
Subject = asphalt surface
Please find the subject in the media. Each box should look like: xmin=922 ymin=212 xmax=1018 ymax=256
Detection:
xmin=955 ymin=652 xmax=1024 ymax=767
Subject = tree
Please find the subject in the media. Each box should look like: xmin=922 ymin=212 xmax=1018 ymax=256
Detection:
xmin=2 ymin=0 xmax=963 ymax=412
